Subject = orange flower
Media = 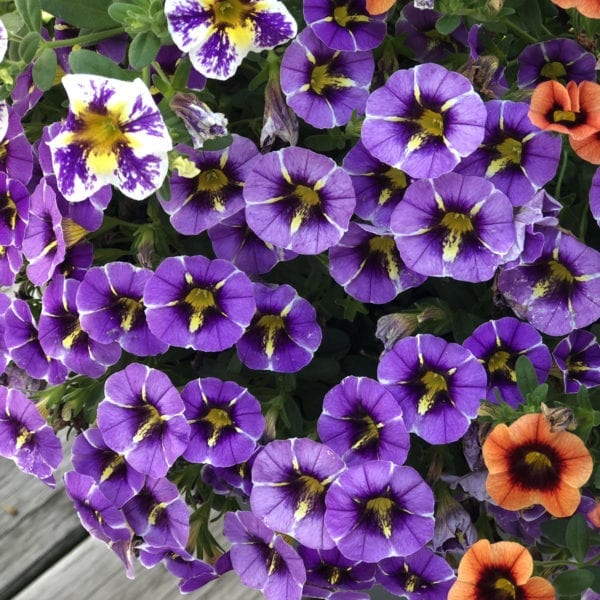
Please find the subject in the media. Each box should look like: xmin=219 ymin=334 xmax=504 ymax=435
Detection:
xmin=482 ymin=413 xmax=593 ymax=517
xmin=366 ymin=0 xmax=396 ymax=14
xmin=570 ymin=131 xmax=600 ymax=164
xmin=448 ymin=539 xmax=556 ymax=600
xmin=528 ymin=80 xmax=600 ymax=140
xmin=550 ymin=0 xmax=600 ymax=18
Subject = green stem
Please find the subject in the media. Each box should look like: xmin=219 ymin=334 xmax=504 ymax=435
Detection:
xmin=554 ymin=148 xmax=569 ymax=200
xmin=151 ymin=60 xmax=171 ymax=87
xmin=503 ymin=20 xmax=538 ymax=44
xmin=43 ymin=27 xmax=125 ymax=49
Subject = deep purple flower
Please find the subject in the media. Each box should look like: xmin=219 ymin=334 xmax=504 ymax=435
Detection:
xmin=10 ymin=64 xmax=44 ymax=119
xmin=3 ymin=299 xmax=68 ymax=384
xmin=455 ymin=100 xmax=562 ymax=206
xmin=377 ymin=334 xmax=487 ymax=444
xmin=144 ymin=255 xmax=255 ymax=351
xmin=0 ymin=386 xmax=62 ymax=486
xmin=0 ymin=293 xmax=11 ymax=372
xmin=325 ymin=460 xmax=435 ymax=562
xmin=0 ymin=173 xmax=29 ymax=248
xmin=250 ymin=438 xmax=345 ymax=550
xmin=224 ymin=510 xmax=306 ymax=600
xmin=201 ymin=448 xmax=259 ymax=499
xmin=96 ymin=363 xmax=190 ymax=479
xmin=329 ymin=222 xmax=426 ymax=304
xmin=498 ymin=227 xmax=600 ymax=336
xmin=589 ymin=167 xmax=600 ymax=228
xmin=77 ymin=261 xmax=168 ymax=356
xmin=0 ymin=104 xmax=33 ymax=184
xmin=517 ymin=38 xmax=597 ymax=89
xmin=162 ymin=551 xmax=218 ymax=593
xmin=280 ymin=28 xmax=374 ymax=129
xmin=122 ymin=476 xmax=190 ymax=550
xmin=342 ymin=140 xmax=412 ymax=228
xmin=38 ymin=275 xmax=122 ymax=377
xmin=553 ymin=329 xmax=600 ymax=393
xmin=362 ymin=64 xmax=486 ymax=179
xmin=236 ymin=283 xmax=322 ymax=372
xmin=377 ymin=548 xmax=456 ymax=600
xmin=317 ymin=376 xmax=410 ymax=466
xmin=71 ymin=427 xmax=145 ymax=508
xmin=462 ymin=317 xmax=552 ymax=408
xmin=208 ymin=211 xmax=297 ymax=275
xmin=159 ymin=135 xmax=259 ymax=235
xmin=391 ymin=173 xmax=516 ymax=283
xmin=181 ymin=377 xmax=264 ymax=467
xmin=304 ymin=0 xmax=386 ymax=51
xmin=244 ymin=147 xmax=355 ymax=255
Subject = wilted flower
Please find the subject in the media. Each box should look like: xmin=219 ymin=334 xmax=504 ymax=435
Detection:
xmin=170 ymin=92 xmax=228 ymax=148
xmin=260 ymin=67 xmax=298 ymax=149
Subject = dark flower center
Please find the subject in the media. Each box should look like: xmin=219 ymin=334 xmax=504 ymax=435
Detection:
xmin=368 ymin=235 xmax=400 ymax=278
xmin=365 ymin=495 xmax=395 ymax=538
xmin=289 ymin=184 xmax=323 ymax=233
xmin=133 ymin=403 xmax=163 ymax=443
xmin=377 ymin=167 xmax=408 ymax=205
xmin=540 ymin=61 xmax=567 ymax=80
xmin=439 ymin=211 xmax=474 ymax=262
xmin=333 ymin=3 xmax=369 ymax=26
xmin=62 ymin=318 xmax=85 ymax=350
xmin=477 ymin=568 xmax=523 ymax=600
xmin=202 ymin=407 xmax=234 ymax=447
xmin=293 ymin=474 xmax=326 ymax=520
xmin=16 ymin=425 xmax=34 ymax=450
xmin=546 ymin=103 xmax=585 ymax=128
xmin=118 ymin=297 xmax=144 ymax=332
xmin=418 ymin=370 xmax=450 ymax=414
xmin=509 ymin=442 xmax=561 ymax=490
xmin=184 ymin=286 xmax=217 ymax=332
xmin=197 ymin=168 xmax=229 ymax=193
xmin=351 ymin=413 xmax=381 ymax=450
xmin=100 ymin=453 xmax=126 ymax=482
xmin=0 ymin=192 xmax=17 ymax=231
xmin=257 ymin=313 xmax=286 ymax=358
xmin=310 ymin=63 xmax=353 ymax=95
xmin=213 ymin=0 xmax=251 ymax=27
xmin=418 ymin=108 xmax=445 ymax=137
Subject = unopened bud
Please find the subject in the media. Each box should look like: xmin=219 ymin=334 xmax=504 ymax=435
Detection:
xmin=170 ymin=92 xmax=228 ymax=149
xmin=376 ymin=313 xmax=419 ymax=351
xmin=260 ymin=75 xmax=298 ymax=149
xmin=541 ymin=402 xmax=576 ymax=432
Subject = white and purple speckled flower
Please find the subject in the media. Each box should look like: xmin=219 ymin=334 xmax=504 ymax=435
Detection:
xmin=165 ymin=0 xmax=297 ymax=81
xmin=0 ymin=19 xmax=7 ymax=63
xmin=49 ymin=74 xmax=172 ymax=202
xmin=553 ymin=329 xmax=600 ymax=393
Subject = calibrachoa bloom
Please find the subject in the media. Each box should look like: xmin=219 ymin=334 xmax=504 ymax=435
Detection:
xmin=0 ymin=19 xmax=6 ymax=62
xmin=362 ymin=64 xmax=486 ymax=179
xmin=569 ymin=128 xmax=600 ymax=164
xmin=329 ymin=222 xmax=426 ymax=304
xmin=497 ymin=227 xmax=600 ymax=336
xmin=317 ymin=375 xmax=410 ymax=466
xmin=482 ymin=413 xmax=593 ymax=517
xmin=236 ymin=283 xmax=322 ymax=372
xmin=550 ymin=0 xmax=600 ymax=18
xmin=391 ymin=173 xmax=516 ymax=283
xmin=325 ymin=460 xmax=435 ymax=562
xmin=49 ymin=74 xmax=172 ymax=201
xmin=159 ymin=135 xmax=259 ymax=235
xmin=224 ymin=511 xmax=306 ymax=600
xmin=164 ymin=0 xmax=297 ymax=80
xmin=280 ymin=28 xmax=374 ymax=130
xmin=304 ymin=0 xmax=387 ymax=52
xmin=462 ymin=317 xmax=552 ymax=408
xmin=244 ymin=147 xmax=355 ymax=254
xmin=455 ymin=100 xmax=562 ymax=206
xmin=96 ymin=363 xmax=190 ymax=479
xmin=251 ymin=438 xmax=345 ymax=550
xmin=553 ymin=329 xmax=600 ymax=393
xmin=448 ymin=539 xmax=556 ymax=600
xmin=180 ymin=377 xmax=264 ymax=467
xmin=377 ymin=334 xmax=487 ymax=444
xmin=144 ymin=255 xmax=255 ymax=351
xmin=0 ymin=172 xmax=29 ymax=248
xmin=0 ymin=104 xmax=34 ymax=185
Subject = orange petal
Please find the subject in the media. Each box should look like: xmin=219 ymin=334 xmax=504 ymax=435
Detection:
xmin=522 ymin=576 xmax=557 ymax=600
xmin=366 ymin=0 xmax=396 ymax=14
xmin=571 ymin=131 xmax=600 ymax=164
xmin=486 ymin=472 xmax=540 ymax=511
xmin=572 ymin=0 xmax=600 ymax=17
xmin=550 ymin=0 xmax=578 ymax=6
xmin=455 ymin=539 xmax=494 ymax=584
xmin=447 ymin=580 xmax=478 ymax=600
xmin=489 ymin=541 xmax=533 ymax=585
xmin=538 ymin=481 xmax=582 ymax=517
xmin=482 ymin=423 xmax=514 ymax=473
xmin=549 ymin=431 xmax=594 ymax=488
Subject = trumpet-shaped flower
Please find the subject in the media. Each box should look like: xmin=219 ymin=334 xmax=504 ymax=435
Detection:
xmin=164 ymin=0 xmax=297 ymax=81
xmin=49 ymin=74 xmax=172 ymax=202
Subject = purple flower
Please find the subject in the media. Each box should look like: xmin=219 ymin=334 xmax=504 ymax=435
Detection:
xmin=3 ymin=299 xmax=68 ymax=384
xmin=208 ymin=211 xmax=297 ymax=275
xmin=0 ymin=104 xmax=33 ymax=185
xmin=0 ymin=173 xmax=29 ymax=248
xmin=77 ymin=261 xmax=168 ymax=357
xmin=462 ymin=317 xmax=552 ymax=408
xmin=223 ymin=510 xmax=306 ymax=600
xmin=181 ymin=377 xmax=264 ymax=467
xmin=144 ymin=255 xmax=255 ymax=351
xmin=201 ymin=448 xmax=259 ymax=499
xmin=0 ymin=293 xmax=11 ymax=372
xmin=304 ymin=0 xmax=387 ymax=51
xmin=71 ymin=427 xmax=145 ymax=508
xmin=377 ymin=548 xmax=456 ymax=599
xmin=250 ymin=438 xmax=345 ymax=550
xmin=317 ymin=376 xmax=410 ymax=466
xmin=377 ymin=334 xmax=487 ymax=444
xmin=325 ymin=461 xmax=435 ymax=562
xmin=38 ymin=275 xmax=122 ymax=377
xmin=159 ymin=135 xmax=258 ymax=235
xmin=455 ymin=100 xmax=562 ymax=206
xmin=391 ymin=173 xmax=516 ymax=283
xmin=329 ymin=222 xmax=426 ymax=304
xmin=244 ymin=147 xmax=355 ymax=255
xmin=0 ymin=101 xmax=7 ymax=142
xmin=122 ymin=476 xmax=190 ymax=551
xmin=432 ymin=488 xmax=477 ymax=553
xmin=0 ymin=20 xmax=6 ymax=62
xmin=362 ymin=64 xmax=486 ymax=179
xmin=236 ymin=283 xmax=322 ymax=372
xmin=0 ymin=386 xmax=62 ymax=486
xmin=162 ymin=551 xmax=218 ymax=593
xmin=96 ymin=363 xmax=190 ymax=479
xmin=342 ymin=140 xmax=412 ymax=229
xmin=553 ymin=329 xmax=600 ymax=393
xmin=280 ymin=28 xmax=374 ymax=129
xmin=517 ymin=38 xmax=597 ymax=89
xmin=498 ymin=227 xmax=600 ymax=336
xmin=0 ymin=243 xmax=22 ymax=286
xmin=589 ymin=167 xmax=600 ymax=228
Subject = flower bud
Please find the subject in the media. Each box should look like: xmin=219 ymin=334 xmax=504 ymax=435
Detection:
xmin=170 ymin=92 xmax=228 ymax=149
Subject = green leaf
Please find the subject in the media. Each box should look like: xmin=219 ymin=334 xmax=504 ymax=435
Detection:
xmin=515 ymin=355 xmax=539 ymax=399
xmin=201 ymin=134 xmax=233 ymax=151
xmin=583 ymin=566 xmax=600 ymax=592
xmin=69 ymin=49 xmax=137 ymax=81
xmin=553 ymin=569 xmax=594 ymax=596
xmin=18 ymin=30 xmax=41 ymax=63
xmin=107 ymin=2 xmax=139 ymax=25
xmin=435 ymin=14 xmax=461 ymax=35
xmin=0 ymin=12 xmax=25 ymax=35
xmin=128 ymin=31 xmax=160 ymax=69
xmin=32 ymin=48 xmax=57 ymax=91
xmin=565 ymin=514 xmax=591 ymax=562
xmin=40 ymin=0 xmax=118 ymax=29
xmin=529 ymin=383 xmax=549 ymax=405
xmin=541 ymin=518 xmax=568 ymax=546
xmin=14 ymin=0 xmax=41 ymax=32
